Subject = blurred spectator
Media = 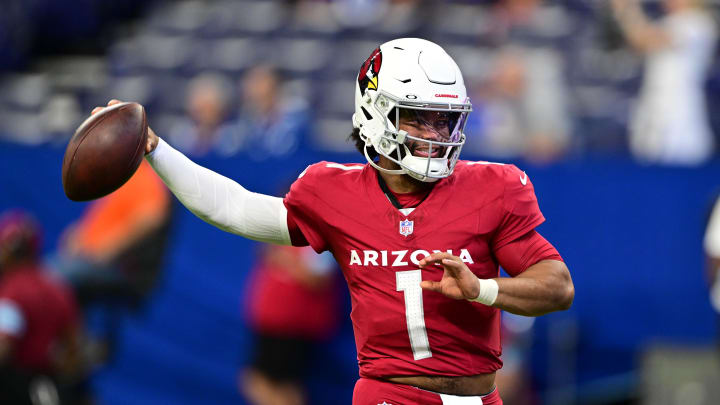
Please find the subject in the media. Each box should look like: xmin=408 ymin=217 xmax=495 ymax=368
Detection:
xmin=49 ymin=161 xmax=172 ymax=362
xmin=611 ymin=0 xmax=718 ymax=165
xmin=53 ymin=161 xmax=171 ymax=304
xmin=0 ymin=210 xmax=87 ymax=405
xmin=466 ymin=46 xmax=571 ymax=163
xmin=241 ymin=245 xmax=341 ymax=405
xmin=489 ymin=0 xmax=573 ymax=45
xmin=495 ymin=313 xmax=537 ymax=405
xmin=290 ymin=0 xmax=341 ymax=34
xmin=328 ymin=0 xmax=425 ymax=34
xmin=704 ymin=194 xmax=720 ymax=329
xmin=330 ymin=0 xmax=389 ymax=28
xmin=41 ymin=94 xmax=83 ymax=143
xmin=167 ymin=72 xmax=235 ymax=157
xmin=229 ymin=64 xmax=312 ymax=160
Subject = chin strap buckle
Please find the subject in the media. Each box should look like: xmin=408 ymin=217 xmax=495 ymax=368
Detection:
xmin=396 ymin=130 xmax=407 ymax=144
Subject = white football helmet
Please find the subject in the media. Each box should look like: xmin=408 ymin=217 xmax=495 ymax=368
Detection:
xmin=352 ymin=38 xmax=472 ymax=182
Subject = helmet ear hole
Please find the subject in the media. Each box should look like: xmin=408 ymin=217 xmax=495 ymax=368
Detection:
xmin=361 ymin=106 xmax=373 ymax=121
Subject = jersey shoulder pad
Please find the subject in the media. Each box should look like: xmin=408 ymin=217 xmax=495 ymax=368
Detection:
xmin=455 ymin=160 xmax=507 ymax=192
xmin=297 ymin=161 xmax=365 ymax=181
xmin=482 ymin=163 xmax=545 ymax=247
xmin=499 ymin=164 xmax=540 ymax=217
xmin=456 ymin=159 xmax=506 ymax=176
xmin=290 ymin=161 xmax=365 ymax=200
xmin=456 ymin=160 xmax=538 ymax=208
xmin=501 ymin=164 xmax=532 ymax=192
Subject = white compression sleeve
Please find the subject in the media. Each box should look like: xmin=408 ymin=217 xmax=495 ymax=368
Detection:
xmin=145 ymin=138 xmax=292 ymax=245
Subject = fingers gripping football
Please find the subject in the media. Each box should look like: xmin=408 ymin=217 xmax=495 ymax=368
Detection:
xmin=92 ymin=100 xmax=159 ymax=154
xmin=418 ymin=252 xmax=481 ymax=300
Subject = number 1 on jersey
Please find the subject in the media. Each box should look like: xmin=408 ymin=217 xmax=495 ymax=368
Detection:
xmin=396 ymin=270 xmax=432 ymax=360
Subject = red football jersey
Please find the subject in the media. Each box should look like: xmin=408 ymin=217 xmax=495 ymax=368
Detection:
xmin=284 ymin=160 xmax=545 ymax=378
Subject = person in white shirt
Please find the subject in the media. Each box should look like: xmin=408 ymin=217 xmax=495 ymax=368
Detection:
xmin=611 ymin=0 xmax=717 ymax=165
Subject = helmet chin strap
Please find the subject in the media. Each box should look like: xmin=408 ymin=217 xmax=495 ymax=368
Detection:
xmin=406 ymin=172 xmax=440 ymax=183
xmin=364 ymin=143 xmax=405 ymax=175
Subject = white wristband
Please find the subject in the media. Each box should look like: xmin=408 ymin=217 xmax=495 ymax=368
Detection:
xmin=469 ymin=278 xmax=499 ymax=306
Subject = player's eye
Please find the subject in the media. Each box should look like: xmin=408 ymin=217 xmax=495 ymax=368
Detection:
xmin=400 ymin=116 xmax=421 ymax=126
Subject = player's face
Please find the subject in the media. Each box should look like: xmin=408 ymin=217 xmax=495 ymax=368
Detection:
xmin=397 ymin=109 xmax=459 ymax=157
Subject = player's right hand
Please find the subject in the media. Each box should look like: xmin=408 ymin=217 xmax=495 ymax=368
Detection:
xmin=91 ymin=99 xmax=159 ymax=155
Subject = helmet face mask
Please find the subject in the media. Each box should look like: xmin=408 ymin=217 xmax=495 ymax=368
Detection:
xmin=383 ymin=101 xmax=469 ymax=182
xmin=353 ymin=38 xmax=472 ymax=182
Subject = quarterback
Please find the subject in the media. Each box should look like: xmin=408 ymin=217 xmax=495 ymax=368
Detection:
xmin=94 ymin=38 xmax=574 ymax=405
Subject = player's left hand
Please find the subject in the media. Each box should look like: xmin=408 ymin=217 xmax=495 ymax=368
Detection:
xmin=419 ymin=252 xmax=480 ymax=300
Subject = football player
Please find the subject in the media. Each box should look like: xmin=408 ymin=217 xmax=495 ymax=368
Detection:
xmin=0 ymin=210 xmax=85 ymax=405
xmin=94 ymin=38 xmax=574 ymax=405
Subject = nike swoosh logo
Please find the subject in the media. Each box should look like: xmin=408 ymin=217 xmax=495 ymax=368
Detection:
xmin=519 ymin=172 xmax=527 ymax=186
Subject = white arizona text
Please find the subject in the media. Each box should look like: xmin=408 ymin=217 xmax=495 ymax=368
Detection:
xmin=348 ymin=249 xmax=474 ymax=267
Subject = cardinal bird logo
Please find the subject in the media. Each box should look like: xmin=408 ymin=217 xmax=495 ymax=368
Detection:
xmin=358 ymin=47 xmax=382 ymax=95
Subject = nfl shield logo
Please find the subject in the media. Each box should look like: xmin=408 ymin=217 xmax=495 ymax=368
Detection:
xmin=399 ymin=219 xmax=414 ymax=237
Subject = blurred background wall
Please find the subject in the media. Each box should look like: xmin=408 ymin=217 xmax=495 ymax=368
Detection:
xmin=1 ymin=0 xmax=719 ymax=404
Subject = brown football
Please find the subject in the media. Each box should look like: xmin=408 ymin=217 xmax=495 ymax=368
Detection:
xmin=62 ymin=102 xmax=148 ymax=201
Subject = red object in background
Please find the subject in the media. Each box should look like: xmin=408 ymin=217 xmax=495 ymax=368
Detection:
xmin=0 ymin=210 xmax=41 ymax=261
xmin=0 ymin=264 xmax=79 ymax=373
xmin=246 ymin=245 xmax=340 ymax=340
